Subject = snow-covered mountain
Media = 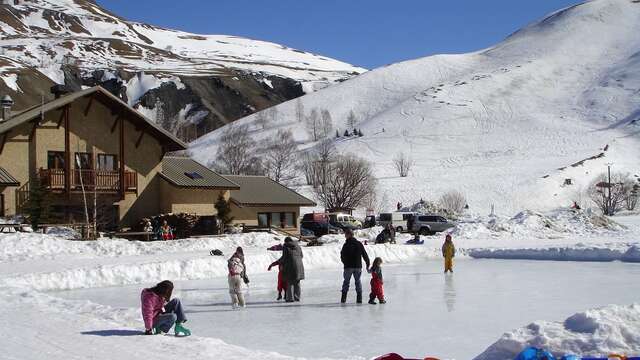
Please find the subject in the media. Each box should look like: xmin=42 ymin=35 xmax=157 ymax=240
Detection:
xmin=190 ymin=0 xmax=640 ymax=215
xmin=0 ymin=0 xmax=365 ymax=139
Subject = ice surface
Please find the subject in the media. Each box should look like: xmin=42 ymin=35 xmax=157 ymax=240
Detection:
xmin=55 ymin=260 xmax=640 ymax=360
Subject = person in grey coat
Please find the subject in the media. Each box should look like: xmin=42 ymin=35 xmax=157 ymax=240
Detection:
xmin=269 ymin=237 xmax=305 ymax=302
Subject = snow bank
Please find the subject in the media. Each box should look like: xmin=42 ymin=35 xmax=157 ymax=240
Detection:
xmin=468 ymin=244 xmax=640 ymax=262
xmin=474 ymin=303 xmax=640 ymax=360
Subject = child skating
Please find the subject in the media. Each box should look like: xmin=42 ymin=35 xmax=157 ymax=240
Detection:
xmin=268 ymin=262 xmax=288 ymax=300
xmin=442 ymin=234 xmax=456 ymax=273
xmin=368 ymin=257 xmax=386 ymax=304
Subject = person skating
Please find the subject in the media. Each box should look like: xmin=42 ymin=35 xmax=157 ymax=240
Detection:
xmin=228 ymin=247 xmax=249 ymax=308
xmin=269 ymin=237 xmax=304 ymax=302
xmin=140 ymin=280 xmax=190 ymax=336
xmin=340 ymin=228 xmax=370 ymax=304
xmin=368 ymin=257 xmax=386 ymax=305
xmin=442 ymin=234 xmax=456 ymax=273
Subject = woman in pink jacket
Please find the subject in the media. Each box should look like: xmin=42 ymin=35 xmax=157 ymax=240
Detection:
xmin=140 ymin=280 xmax=190 ymax=336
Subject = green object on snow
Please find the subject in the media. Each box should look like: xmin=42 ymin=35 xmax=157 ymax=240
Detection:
xmin=174 ymin=323 xmax=191 ymax=337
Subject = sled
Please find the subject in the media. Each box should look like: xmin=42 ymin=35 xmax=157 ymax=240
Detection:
xmin=405 ymin=240 xmax=424 ymax=245
xmin=373 ymin=353 xmax=440 ymax=360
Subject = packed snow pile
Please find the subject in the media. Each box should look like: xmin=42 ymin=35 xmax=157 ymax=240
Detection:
xmin=474 ymin=303 xmax=640 ymax=360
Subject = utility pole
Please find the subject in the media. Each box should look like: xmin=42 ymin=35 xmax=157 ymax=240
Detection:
xmin=606 ymin=163 xmax=613 ymax=216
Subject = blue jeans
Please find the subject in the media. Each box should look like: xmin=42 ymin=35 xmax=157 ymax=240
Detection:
xmin=342 ymin=268 xmax=362 ymax=294
xmin=153 ymin=298 xmax=186 ymax=333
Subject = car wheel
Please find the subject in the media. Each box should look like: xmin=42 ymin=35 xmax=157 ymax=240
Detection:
xmin=396 ymin=226 xmax=403 ymax=233
xmin=420 ymin=227 xmax=431 ymax=236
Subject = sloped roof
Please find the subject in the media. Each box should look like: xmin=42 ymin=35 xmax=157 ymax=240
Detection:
xmin=0 ymin=86 xmax=187 ymax=151
xmin=0 ymin=167 xmax=19 ymax=186
xmin=224 ymin=175 xmax=316 ymax=207
xmin=160 ymin=156 xmax=239 ymax=189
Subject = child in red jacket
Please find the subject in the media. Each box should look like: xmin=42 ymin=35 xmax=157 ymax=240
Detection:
xmin=368 ymin=257 xmax=386 ymax=304
xmin=268 ymin=262 xmax=288 ymax=300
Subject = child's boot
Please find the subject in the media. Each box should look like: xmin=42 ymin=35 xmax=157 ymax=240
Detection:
xmin=379 ymin=298 xmax=387 ymax=304
xmin=368 ymin=294 xmax=376 ymax=305
xmin=277 ymin=292 xmax=282 ymax=301
xmin=174 ymin=322 xmax=191 ymax=337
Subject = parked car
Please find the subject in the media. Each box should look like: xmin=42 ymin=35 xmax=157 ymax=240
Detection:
xmin=411 ymin=214 xmax=456 ymax=235
xmin=377 ymin=212 xmax=415 ymax=232
xmin=301 ymin=213 xmax=343 ymax=237
xmin=363 ymin=215 xmax=376 ymax=228
xmin=328 ymin=213 xmax=362 ymax=230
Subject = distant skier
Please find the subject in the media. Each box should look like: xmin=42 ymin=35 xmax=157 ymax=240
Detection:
xmin=442 ymin=234 xmax=456 ymax=273
xmin=368 ymin=257 xmax=386 ymax=305
xmin=340 ymin=228 xmax=370 ymax=304
xmin=268 ymin=237 xmax=304 ymax=302
xmin=228 ymin=247 xmax=249 ymax=308
xmin=140 ymin=280 xmax=191 ymax=336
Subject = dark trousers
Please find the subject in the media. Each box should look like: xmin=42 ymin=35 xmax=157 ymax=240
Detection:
xmin=341 ymin=268 xmax=362 ymax=294
xmin=285 ymin=280 xmax=301 ymax=302
xmin=153 ymin=298 xmax=186 ymax=333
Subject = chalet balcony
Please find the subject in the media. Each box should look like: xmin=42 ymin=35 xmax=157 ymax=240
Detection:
xmin=39 ymin=169 xmax=137 ymax=193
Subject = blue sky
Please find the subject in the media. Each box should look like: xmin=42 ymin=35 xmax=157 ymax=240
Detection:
xmin=97 ymin=0 xmax=579 ymax=69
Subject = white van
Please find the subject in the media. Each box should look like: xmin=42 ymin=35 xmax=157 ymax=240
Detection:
xmin=377 ymin=212 xmax=415 ymax=232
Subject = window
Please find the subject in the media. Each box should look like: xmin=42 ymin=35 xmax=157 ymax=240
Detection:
xmin=258 ymin=213 xmax=269 ymax=228
xmin=402 ymin=213 xmax=413 ymax=221
xmin=437 ymin=217 xmax=447 ymax=222
xmin=379 ymin=213 xmax=391 ymax=221
xmin=47 ymin=151 xmax=65 ymax=169
xmin=284 ymin=213 xmax=295 ymax=228
xmin=74 ymin=152 xmax=92 ymax=169
xmin=184 ymin=172 xmax=203 ymax=179
xmin=97 ymin=154 xmax=117 ymax=171
xmin=272 ymin=212 xmax=282 ymax=228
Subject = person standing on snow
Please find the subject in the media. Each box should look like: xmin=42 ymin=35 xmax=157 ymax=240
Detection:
xmin=340 ymin=228 xmax=370 ymax=304
xmin=228 ymin=247 xmax=249 ymax=308
xmin=140 ymin=280 xmax=190 ymax=336
xmin=442 ymin=234 xmax=456 ymax=273
xmin=269 ymin=237 xmax=305 ymax=302
xmin=368 ymin=257 xmax=386 ymax=305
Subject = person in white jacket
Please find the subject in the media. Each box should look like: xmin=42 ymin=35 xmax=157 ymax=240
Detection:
xmin=228 ymin=247 xmax=249 ymax=308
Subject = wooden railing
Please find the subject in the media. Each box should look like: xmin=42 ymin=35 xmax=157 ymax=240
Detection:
xmin=39 ymin=169 xmax=137 ymax=192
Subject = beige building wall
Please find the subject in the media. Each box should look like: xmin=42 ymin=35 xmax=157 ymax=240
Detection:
xmin=159 ymin=180 xmax=228 ymax=216
xmin=230 ymin=203 xmax=301 ymax=230
xmin=0 ymin=95 xmax=167 ymax=227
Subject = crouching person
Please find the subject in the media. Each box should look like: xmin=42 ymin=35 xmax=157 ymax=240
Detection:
xmin=141 ymin=280 xmax=191 ymax=336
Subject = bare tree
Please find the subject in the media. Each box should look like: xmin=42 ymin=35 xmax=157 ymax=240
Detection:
xmin=320 ymin=109 xmax=333 ymax=139
xmin=295 ymin=99 xmax=305 ymax=123
xmin=439 ymin=190 xmax=467 ymax=215
xmin=262 ymin=129 xmax=298 ymax=184
xmin=305 ymin=108 xmax=320 ymax=141
xmin=300 ymin=139 xmax=336 ymax=186
xmin=211 ymin=124 xmax=262 ymax=175
xmin=393 ymin=152 xmax=413 ymax=177
xmin=588 ymin=172 xmax=632 ymax=215
xmin=255 ymin=109 xmax=269 ymax=129
xmin=313 ymin=154 xmax=377 ymax=210
xmin=346 ymin=110 xmax=358 ymax=129
xmin=267 ymin=106 xmax=279 ymax=123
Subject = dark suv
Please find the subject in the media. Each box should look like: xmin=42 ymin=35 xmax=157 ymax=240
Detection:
xmin=301 ymin=213 xmax=342 ymax=237
xmin=411 ymin=215 xmax=456 ymax=235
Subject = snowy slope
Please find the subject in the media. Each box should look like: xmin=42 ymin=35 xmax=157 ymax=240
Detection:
xmin=0 ymin=0 xmax=365 ymax=139
xmin=190 ymin=0 xmax=640 ymax=215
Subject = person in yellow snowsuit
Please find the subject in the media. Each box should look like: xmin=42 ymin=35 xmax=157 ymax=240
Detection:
xmin=442 ymin=234 xmax=455 ymax=273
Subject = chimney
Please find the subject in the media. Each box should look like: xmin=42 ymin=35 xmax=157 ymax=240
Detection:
xmin=0 ymin=95 xmax=13 ymax=122
xmin=50 ymin=84 xmax=70 ymax=99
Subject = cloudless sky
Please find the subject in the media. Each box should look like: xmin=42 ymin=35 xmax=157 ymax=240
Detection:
xmin=97 ymin=0 xmax=579 ymax=69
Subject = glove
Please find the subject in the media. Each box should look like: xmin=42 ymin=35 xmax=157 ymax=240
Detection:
xmin=243 ymin=274 xmax=250 ymax=284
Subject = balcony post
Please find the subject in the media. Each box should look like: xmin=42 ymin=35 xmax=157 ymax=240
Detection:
xmin=64 ymin=106 xmax=70 ymax=199
xmin=119 ymin=116 xmax=125 ymax=200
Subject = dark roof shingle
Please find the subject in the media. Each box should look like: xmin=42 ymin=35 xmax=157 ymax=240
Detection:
xmin=160 ymin=157 xmax=239 ymax=189
xmin=224 ymin=175 xmax=316 ymax=207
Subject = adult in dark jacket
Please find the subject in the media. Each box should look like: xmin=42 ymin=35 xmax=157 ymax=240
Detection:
xmin=340 ymin=228 xmax=370 ymax=303
xmin=269 ymin=237 xmax=305 ymax=302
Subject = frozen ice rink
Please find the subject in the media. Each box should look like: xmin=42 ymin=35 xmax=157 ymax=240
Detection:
xmin=56 ymin=259 xmax=640 ymax=359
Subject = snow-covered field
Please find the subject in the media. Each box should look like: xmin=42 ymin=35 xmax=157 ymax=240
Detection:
xmin=2 ymin=210 xmax=640 ymax=360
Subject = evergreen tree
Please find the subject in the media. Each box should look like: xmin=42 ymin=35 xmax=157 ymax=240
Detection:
xmin=214 ymin=192 xmax=234 ymax=233
xmin=24 ymin=175 xmax=51 ymax=230
xmin=336 ymin=129 xmax=340 ymax=138
xmin=344 ymin=129 xmax=350 ymax=137
xmin=358 ymin=129 xmax=364 ymax=137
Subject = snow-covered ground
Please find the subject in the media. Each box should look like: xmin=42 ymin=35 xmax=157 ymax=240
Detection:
xmin=2 ymin=211 xmax=640 ymax=360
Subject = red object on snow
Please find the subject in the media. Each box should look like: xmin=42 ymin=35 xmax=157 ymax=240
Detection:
xmin=374 ymin=354 xmax=440 ymax=360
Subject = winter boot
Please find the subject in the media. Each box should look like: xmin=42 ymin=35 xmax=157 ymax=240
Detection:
xmin=379 ymin=299 xmax=387 ymax=304
xmin=174 ymin=322 xmax=191 ymax=337
xmin=356 ymin=292 xmax=363 ymax=304
xmin=340 ymin=292 xmax=347 ymax=304
xmin=277 ymin=292 xmax=282 ymax=301
xmin=368 ymin=294 xmax=376 ymax=305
